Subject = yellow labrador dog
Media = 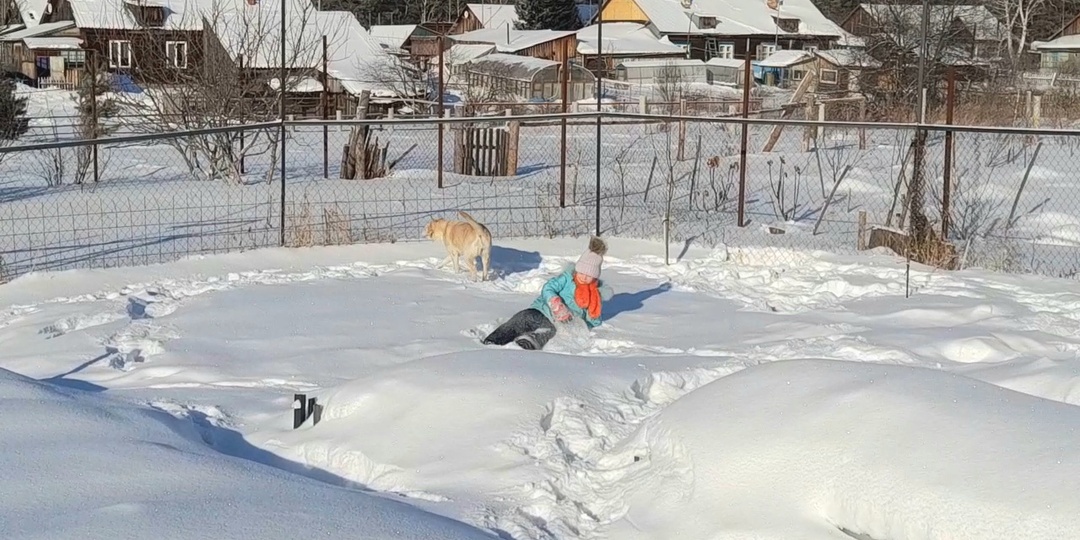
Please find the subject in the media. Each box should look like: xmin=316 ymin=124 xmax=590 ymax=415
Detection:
xmin=424 ymin=210 xmax=492 ymax=281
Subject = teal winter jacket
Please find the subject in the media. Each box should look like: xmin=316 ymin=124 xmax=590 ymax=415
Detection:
xmin=530 ymin=266 xmax=614 ymax=328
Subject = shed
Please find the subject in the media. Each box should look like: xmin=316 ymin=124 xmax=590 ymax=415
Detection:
xmin=756 ymin=49 xmax=813 ymax=86
xmin=463 ymin=53 xmax=595 ymax=101
xmin=705 ymin=57 xmax=746 ymax=86
xmin=614 ymin=58 xmax=708 ymax=85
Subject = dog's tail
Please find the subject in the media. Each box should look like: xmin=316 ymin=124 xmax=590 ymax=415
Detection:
xmin=458 ymin=211 xmax=491 ymax=241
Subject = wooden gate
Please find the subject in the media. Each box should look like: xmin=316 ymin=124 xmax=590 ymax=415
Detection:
xmin=454 ymin=125 xmax=514 ymax=177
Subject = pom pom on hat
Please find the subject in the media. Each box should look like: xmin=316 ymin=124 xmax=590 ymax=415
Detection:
xmin=575 ymin=236 xmax=606 ymax=279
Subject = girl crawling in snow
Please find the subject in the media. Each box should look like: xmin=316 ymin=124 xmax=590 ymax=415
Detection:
xmin=483 ymin=237 xmax=613 ymax=350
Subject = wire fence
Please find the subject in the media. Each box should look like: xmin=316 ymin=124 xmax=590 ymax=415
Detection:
xmin=2 ymin=111 xmax=1080 ymax=282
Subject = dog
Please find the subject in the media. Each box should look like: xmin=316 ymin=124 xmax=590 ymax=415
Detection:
xmin=424 ymin=210 xmax=492 ymax=281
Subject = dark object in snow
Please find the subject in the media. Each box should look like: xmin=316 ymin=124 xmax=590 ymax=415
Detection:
xmin=483 ymin=308 xmax=556 ymax=351
xmin=293 ymin=393 xmax=323 ymax=429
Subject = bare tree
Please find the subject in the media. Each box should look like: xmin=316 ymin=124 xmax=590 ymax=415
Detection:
xmin=114 ymin=0 xmax=336 ymax=183
xmin=997 ymin=0 xmax=1048 ymax=71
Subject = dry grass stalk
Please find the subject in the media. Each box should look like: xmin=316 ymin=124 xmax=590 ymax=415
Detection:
xmin=322 ymin=205 xmax=355 ymax=245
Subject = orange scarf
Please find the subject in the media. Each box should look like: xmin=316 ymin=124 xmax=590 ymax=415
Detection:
xmin=574 ymin=273 xmax=602 ymax=320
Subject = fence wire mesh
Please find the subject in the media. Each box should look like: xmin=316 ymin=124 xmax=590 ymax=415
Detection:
xmin=2 ymin=112 xmax=1079 ymax=282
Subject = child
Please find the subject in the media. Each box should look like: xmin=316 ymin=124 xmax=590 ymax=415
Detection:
xmin=483 ymin=237 xmax=613 ymax=350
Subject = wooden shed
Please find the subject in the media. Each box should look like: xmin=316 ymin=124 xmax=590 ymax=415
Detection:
xmin=463 ymin=53 xmax=595 ymax=101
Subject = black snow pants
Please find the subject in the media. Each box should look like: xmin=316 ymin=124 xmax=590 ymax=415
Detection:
xmin=482 ymin=308 xmax=557 ymax=350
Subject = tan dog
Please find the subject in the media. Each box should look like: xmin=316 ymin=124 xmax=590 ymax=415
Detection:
xmin=424 ymin=210 xmax=492 ymax=281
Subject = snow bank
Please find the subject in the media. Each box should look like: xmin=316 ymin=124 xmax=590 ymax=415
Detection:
xmin=608 ymin=360 xmax=1080 ymax=540
xmin=0 ymin=368 xmax=493 ymax=540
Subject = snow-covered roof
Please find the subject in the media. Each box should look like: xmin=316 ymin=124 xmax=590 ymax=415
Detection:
xmin=65 ymin=0 xmax=286 ymax=31
xmin=758 ymin=49 xmax=812 ymax=68
xmin=465 ymin=3 xmax=518 ymax=29
xmin=16 ymin=0 xmax=50 ymax=28
xmin=23 ymin=36 xmax=83 ymax=49
xmin=464 ymin=52 xmax=561 ymax=80
xmin=0 ymin=21 xmax=74 ymax=41
xmin=369 ymin=24 xmax=416 ymax=50
xmin=446 ymin=43 xmax=496 ymax=65
xmin=706 ymin=57 xmax=744 ymax=69
xmin=621 ymin=0 xmax=851 ymax=41
xmin=1032 ymin=35 xmax=1080 ymax=52
xmin=452 ymin=27 xmax=574 ymax=53
xmin=814 ymin=48 xmax=880 ymax=68
xmin=616 ymin=58 xmax=706 ymax=69
xmin=315 ymin=11 xmax=400 ymax=96
xmin=576 ymin=22 xmax=684 ymax=56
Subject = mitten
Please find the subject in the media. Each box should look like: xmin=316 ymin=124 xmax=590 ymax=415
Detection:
xmin=549 ymin=297 xmax=572 ymax=322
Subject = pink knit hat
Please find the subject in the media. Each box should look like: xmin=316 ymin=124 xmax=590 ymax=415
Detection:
xmin=574 ymin=237 xmax=607 ymax=279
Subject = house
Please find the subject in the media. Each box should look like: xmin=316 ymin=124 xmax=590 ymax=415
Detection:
xmin=593 ymin=0 xmax=859 ymax=69
xmin=1031 ymin=12 xmax=1080 ymax=73
xmin=369 ymin=24 xmax=416 ymax=56
xmin=400 ymin=21 xmax=454 ymax=70
xmin=0 ymin=21 xmax=84 ymax=88
xmin=575 ymin=21 xmax=684 ymax=71
xmin=462 ymin=52 xmax=595 ymax=102
xmin=840 ymin=4 xmax=1006 ymax=65
xmin=755 ymin=49 xmax=812 ymax=86
xmin=451 ymin=27 xmax=578 ymax=63
xmin=450 ymin=3 xmax=518 ymax=35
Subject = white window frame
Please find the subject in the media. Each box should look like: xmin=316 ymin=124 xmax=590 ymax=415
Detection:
xmin=108 ymin=40 xmax=131 ymax=68
xmin=165 ymin=40 xmax=188 ymax=69
xmin=717 ymin=43 xmax=734 ymax=59
xmin=821 ymin=68 xmax=838 ymax=83
xmin=757 ymin=43 xmax=778 ymax=60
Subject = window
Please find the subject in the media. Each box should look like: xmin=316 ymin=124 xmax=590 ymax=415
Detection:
xmin=166 ymin=41 xmax=188 ymax=68
xmin=698 ymin=16 xmax=716 ymax=29
xmin=821 ymin=69 xmax=838 ymax=83
xmin=756 ymin=43 xmax=777 ymax=60
xmin=108 ymin=40 xmax=131 ymax=68
xmin=60 ymin=49 xmax=85 ymax=67
xmin=717 ymin=43 xmax=734 ymax=59
xmin=805 ymin=45 xmax=818 ymax=53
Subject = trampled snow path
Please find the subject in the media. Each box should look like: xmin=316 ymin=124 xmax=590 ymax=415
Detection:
xmin=3 ymin=238 xmax=1080 ymax=539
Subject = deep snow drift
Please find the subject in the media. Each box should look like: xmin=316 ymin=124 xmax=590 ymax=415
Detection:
xmin=3 ymin=237 xmax=1080 ymax=539
xmin=0 ymin=368 xmax=492 ymax=540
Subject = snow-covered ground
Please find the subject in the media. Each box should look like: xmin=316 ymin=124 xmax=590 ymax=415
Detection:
xmin=3 ymin=85 xmax=1080 ymax=282
xmin=4 ymin=237 xmax=1080 ymax=539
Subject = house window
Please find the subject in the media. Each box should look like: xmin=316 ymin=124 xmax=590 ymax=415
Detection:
xmin=108 ymin=40 xmax=131 ymax=68
xmin=60 ymin=49 xmax=85 ymax=67
xmin=698 ymin=16 xmax=716 ymax=29
xmin=756 ymin=43 xmax=777 ymax=60
xmin=709 ymin=42 xmax=734 ymax=60
xmin=805 ymin=45 xmax=818 ymax=53
xmin=821 ymin=69 xmax=838 ymax=83
xmin=166 ymin=41 xmax=187 ymax=68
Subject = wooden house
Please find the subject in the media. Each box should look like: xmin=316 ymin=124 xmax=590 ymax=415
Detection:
xmin=401 ymin=22 xmax=455 ymax=70
xmin=1031 ymin=12 xmax=1080 ymax=73
xmin=451 ymin=27 xmax=578 ymax=63
xmin=449 ymin=4 xmax=518 ymax=35
xmin=839 ymin=4 xmax=1005 ymax=65
xmin=592 ymin=0 xmax=857 ymax=72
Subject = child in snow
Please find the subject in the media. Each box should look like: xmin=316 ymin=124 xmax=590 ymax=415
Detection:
xmin=483 ymin=237 xmax=613 ymax=350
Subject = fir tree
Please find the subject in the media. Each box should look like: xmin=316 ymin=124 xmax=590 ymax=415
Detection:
xmin=0 ymin=78 xmax=29 ymax=141
xmin=515 ymin=0 xmax=581 ymax=31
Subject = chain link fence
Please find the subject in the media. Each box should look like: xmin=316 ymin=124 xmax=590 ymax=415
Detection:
xmin=2 ymin=112 xmax=1079 ymax=282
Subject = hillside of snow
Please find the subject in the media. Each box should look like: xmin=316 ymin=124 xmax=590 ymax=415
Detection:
xmin=3 ymin=237 xmax=1080 ymax=538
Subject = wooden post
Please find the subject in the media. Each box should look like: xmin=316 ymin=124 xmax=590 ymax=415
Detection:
xmin=802 ymin=94 xmax=816 ymax=153
xmin=1032 ymin=93 xmax=1042 ymax=128
xmin=942 ymin=67 xmax=955 ymax=239
xmin=88 ymin=49 xmax=99 ymax=184
xmin=737 ymin=42 xmax=751 ymax=228
xmin=438 ymin=34 xmax=445 ymax=189
xmin=639 ymin=95 xmax=647 ymax=114
xmin=239 ymin=55 xmax=246 ymax=174
xmin=507 ymin=120 xmax=520 ymax=176
xmin=321 ymin=35 xmax=329 ymax=179
xmin=335 ymin=109 xmax=342 ymax=132
xmin=677 ymin=98 xmax=687 ymax=161
xmin=858 ymin=97 xmax=867 ymax=150
xmin=857 ymin=210 xmax=868 ymax=250
xmin=560 ymin=40 xmax=569 ymax=207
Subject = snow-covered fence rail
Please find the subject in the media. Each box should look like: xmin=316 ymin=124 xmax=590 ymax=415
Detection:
xmin=2 ymin=112 xmax=1080 ymax=281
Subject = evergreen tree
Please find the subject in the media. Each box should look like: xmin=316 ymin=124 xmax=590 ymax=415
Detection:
xmin=515 ymin=0 xmax=581 ymax=31
xmin=0 ymin=78 xmax=29 ymax=141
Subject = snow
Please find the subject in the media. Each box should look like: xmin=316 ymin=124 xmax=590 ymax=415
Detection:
xmin=452 ymin=27 xmax=575 ymax=54
xmin=758 ymin=49 xmax=812 ymax=68
xmin=465 ymin=3 xmax=519 ymax=30
xmin=369 ymin=24 xmax=418 ymax=51
xmin=21 ymin=37 xmax=83 ymax=49
xmin=5 ymin=237 xmax=1080 ymax=538
xmin=575 ymin=22 xmax=685 ymax=56
xmin=621 ymin=0 xmax=853 ymax=40
xmin=1032 ymin=34 xmax=1080 ymax=51
xmin=0 ymin=21 xmax=75 ymax=41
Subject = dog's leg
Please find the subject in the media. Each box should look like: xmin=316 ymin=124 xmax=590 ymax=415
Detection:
xmin=451 ymin=250 xmax=461 ymax=274
xmin=481 ymin=246 xmax=490 ymax=281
